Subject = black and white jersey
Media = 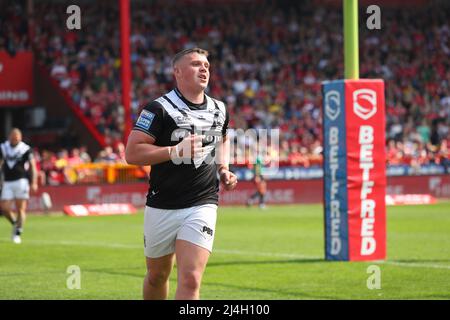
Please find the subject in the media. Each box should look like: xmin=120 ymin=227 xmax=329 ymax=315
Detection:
xmin=133 ymin=88 xmax=229 ymax=209
xmin=0 ymin=141 xmax=33 ymax=181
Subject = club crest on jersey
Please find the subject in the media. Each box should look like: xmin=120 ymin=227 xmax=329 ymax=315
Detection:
xmin=136 ymin=110 xmax=155 ymax=130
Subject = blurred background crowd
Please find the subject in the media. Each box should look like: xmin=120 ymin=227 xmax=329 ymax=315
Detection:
xmin=1 ymin=0 xmax=449 ymax=185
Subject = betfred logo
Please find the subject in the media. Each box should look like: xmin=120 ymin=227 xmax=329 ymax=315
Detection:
xmin=359 ymin=126 xmax=376 ymax=255
xmin=325 ymin=90 xmax=340 ymax=121
xmin=353 ymin=89 xmax=377 ymax=120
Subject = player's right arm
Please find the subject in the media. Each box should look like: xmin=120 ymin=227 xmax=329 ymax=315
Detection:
xmin=125 ymin=102 xmax=169 ymax=166
xmin=125 ymin=102 xmax=204 ymax=166
xmin=125 ymin=131 xmax=171 ymax=166
xmin=126 ymin=131 xmax=205 ymax=166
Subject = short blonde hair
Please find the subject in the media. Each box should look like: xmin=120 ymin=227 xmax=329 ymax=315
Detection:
xmin=172 ymin=47 xmax=209 ymax=66
xmin=10 ymin=128 xmax=22 ymax=136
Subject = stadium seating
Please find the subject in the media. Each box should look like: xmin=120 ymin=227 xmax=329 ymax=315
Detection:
xmin=1 ymin=0 xmax=449 ymax=175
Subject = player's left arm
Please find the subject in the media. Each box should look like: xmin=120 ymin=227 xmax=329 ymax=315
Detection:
xmin=216 ymin=99 xmax=238 ymax=193
xmin=218 ymin=134 xmax=237 ymax=191
xmin=29 ymin=155 xmax=38 ymax=192
xmin=0 ymin=152 xmax=3 ymax=189
xmin=0 ymin=147 xmax=3 ymax=168
xmin=0 ymin=159 xmax=3 ymax=190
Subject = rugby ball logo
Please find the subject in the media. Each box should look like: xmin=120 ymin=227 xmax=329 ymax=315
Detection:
xmin=325 ymin=90 xmax=340 ymax=121
xmin=353 ymin=89 xmax=377 ymax=120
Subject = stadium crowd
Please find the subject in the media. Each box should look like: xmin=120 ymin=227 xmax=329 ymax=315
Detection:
xmin=32 ymin=144 xmax=129 ymax=185
xmin=1 ymin=0 xmax=449 ymax=180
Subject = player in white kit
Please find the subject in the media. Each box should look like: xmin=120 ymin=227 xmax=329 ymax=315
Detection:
xmin=0 ymin=128 xmax=38 ymax=244
xmin=126 ymin=48 xmax=237 ymax=300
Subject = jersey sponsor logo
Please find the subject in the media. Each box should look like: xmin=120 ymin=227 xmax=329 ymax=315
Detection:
xmin=174 ymin=115 xmax=192 ymax=126
xmin=353 ymin=89 xmax=377 ymax=120
xmin=201 ymin=226 xmax=214 ymax=236
xmin=203 ymin=132 xmax=222 ymax=146
xmin=136 ymin=110 xmax=155 ymax=130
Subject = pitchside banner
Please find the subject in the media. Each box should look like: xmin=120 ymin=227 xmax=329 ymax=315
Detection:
xmin=323 ymin=79 xmax=386 ymax=261
xmin=0 ymin=50 xmax=34 ymax=106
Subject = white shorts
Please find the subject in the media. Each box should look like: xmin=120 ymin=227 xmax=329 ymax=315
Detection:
xmin=1 ymin=178 xmax=30 ymax=200
xmin=143 ymin=204 xmax=218 ymax=258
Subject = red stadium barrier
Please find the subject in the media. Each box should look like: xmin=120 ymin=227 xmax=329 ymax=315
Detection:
xmin=0 ymin=50 xmax=34 ymax=106
xmin=63 ymin=203 xmax=137 ymax=217
xmin=385 ymin=194 xmax=437 ymax=206
xmin=26 ymin=174 xmax=450 ymax=213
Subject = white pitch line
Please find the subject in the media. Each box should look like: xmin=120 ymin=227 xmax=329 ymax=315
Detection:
xmin=215 ymin=249 xmax=450 ymax=270
xmin=215 ymin=249 xmax=320 ymax=260
xmin=4 ymin=239 xmax=141 ymax=249
xmin=4 ymin=239 xmax=450 ymax=270
xmin=379 ymin=260 xmax=450 ymax=270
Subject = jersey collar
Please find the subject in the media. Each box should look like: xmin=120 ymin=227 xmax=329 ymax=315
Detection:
xmin=174 ymin=87 xmax=207 ymax=110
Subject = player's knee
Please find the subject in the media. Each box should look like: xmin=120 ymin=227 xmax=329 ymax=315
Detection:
xmin=147 ymin=270 xmax=170 ymax=287
xmin=1 ymin=202 xmax=10 ymax=211
xmin=178 ymin=270 xmax=202 ymax=291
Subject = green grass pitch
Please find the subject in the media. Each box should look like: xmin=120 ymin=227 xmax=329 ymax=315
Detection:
xmin=0 ymin=202 xmax=449 ymax=300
